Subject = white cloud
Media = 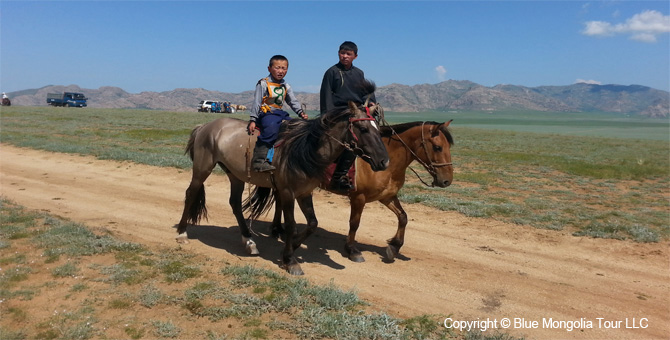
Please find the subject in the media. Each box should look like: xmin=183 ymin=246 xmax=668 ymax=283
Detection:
xmin=582 ymin=9 xmax=670 ymax=43
xmin=631 ymin=32 xmax=657 ymax=43
xmin=435 ymin=65 xmax=447 ymax=81
xmin=575 ymin=79 xmax=602 ymax=85
xmin=583 ymin=21 xmax=614 ymax=36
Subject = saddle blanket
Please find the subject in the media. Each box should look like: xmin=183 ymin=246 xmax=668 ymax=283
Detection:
xmin=322 ymin=160 xmax=357 ymax=192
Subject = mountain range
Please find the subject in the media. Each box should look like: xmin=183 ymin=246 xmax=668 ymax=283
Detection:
xmin=6 ymin=81 xmax=669 ymax=117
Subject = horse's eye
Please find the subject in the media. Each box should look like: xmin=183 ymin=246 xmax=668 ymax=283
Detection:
xmin=359 ymin=126 xmax=369 ymax=133
xmin=433 ymin=145 xmax=442 ymax=152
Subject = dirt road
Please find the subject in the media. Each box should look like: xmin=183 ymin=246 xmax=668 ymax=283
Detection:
xmin=1 ymin=144 xmax=668 ymax=339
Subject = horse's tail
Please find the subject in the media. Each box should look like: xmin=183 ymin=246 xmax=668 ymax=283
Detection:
xmin=242 ymin=186 xmax=276 ymax=221
xmin=186 ymin=184 xmax=208 ymax=226
xmin=185 ymin=124 xmax=204 ymax=161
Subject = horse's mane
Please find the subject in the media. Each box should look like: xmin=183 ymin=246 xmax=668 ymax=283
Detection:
xmin=276 ymin=107 xmax=351 ymax=179
xmin=381 ymin=121 xmax=454 ymax=145
xmin=244 ymin=107 xmax=356 ymax=219
xmin=276 ymin=79 xmax=377 ymax=179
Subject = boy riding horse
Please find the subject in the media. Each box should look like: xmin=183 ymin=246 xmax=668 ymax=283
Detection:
xmin=247 ymin=55 xmax=308 ymax=172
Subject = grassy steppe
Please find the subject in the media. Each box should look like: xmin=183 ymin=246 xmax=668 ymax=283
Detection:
xmin=386 ymin=110 xmax=669 ymax=141
xmin=1 ymin=106 xmax=668 ymax=241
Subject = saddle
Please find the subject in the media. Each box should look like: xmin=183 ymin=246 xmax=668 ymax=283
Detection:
xmin=323 ymin=160 xmax=357 ymax=192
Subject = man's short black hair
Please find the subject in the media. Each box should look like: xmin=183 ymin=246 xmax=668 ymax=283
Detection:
xmin=339 ymin=41 xmax=358 ymax=55
xmin=269 ymin=55 xmax=288 ymax=67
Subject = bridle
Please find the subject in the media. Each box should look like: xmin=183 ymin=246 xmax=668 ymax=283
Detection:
xmin=326 ymin=106 xmax=380 ymax=164
xmin=388 ymin=120 xmax=453 ymax=187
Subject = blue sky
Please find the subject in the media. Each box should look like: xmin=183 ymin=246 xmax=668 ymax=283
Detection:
xmin=2 ymin=1 xmax=669 ymax=94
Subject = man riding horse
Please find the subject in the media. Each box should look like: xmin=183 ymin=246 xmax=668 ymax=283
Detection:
xmin=320 ymin=41 xmax=376 ymax=194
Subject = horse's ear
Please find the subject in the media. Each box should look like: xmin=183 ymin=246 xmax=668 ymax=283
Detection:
xmin=440 ymin=120 xmax=455 ymax=145
xmin=432 ymin=123 xmax=444 ymax=137
xmin=348 ymin=101 xmax=360 ymax=116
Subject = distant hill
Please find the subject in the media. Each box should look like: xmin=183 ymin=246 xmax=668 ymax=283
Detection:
xmin=7 ymin=81 xmax=669 ymax=117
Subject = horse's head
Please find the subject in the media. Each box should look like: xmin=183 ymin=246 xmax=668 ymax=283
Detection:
xmin=419 ymin=120 xmax=454 ymax=187
xmin=346 ymin=101 xmax=389 ymax=171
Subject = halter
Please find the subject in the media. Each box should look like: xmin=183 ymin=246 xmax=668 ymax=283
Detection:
xmin=419 ymin=121 xmax=453 ymax=169
xmin=326 ymin=107 xmax=379 ymax=163
xmin=388 ymin=121 xmax=453 ymax=187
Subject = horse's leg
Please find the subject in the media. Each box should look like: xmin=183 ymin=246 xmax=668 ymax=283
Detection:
xmin=345 ymin=194 xmax=366 ymax=262
xmin=228 ymin=175 xmax=259 ymax=255
xmin=270 ymin=196 xmax=284 ymax=238
xmin=382 ymin=196 xmax=408 ymax=262
xmin=291 ymin=194 xmax=318 ymax=250
xmin=176 ymin=164 xmax=214 ymax=244
xmin=280 ymin=191 xmax=303 ymax=275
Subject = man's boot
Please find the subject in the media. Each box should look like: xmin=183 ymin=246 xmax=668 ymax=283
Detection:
xmin=330 ymin=150 xmax=356 ymax=194
xmin=252 ymin=144 xmax=275 ymax=172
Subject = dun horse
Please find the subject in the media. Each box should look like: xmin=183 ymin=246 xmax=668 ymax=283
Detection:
xmin=177 ymin=87 xmax=389 ymax=275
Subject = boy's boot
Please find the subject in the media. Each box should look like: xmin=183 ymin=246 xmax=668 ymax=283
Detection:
xmin=330 ymin=151 xmax=356 ymax=194
xmin=252 ymin=144 xmax=275 ymax=172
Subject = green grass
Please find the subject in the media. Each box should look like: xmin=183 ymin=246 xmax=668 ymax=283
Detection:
xmin=0 ymin=106 xmax=246 ymax=169
xmin=159 ymin=258 xmax=202 ymax=283
xmin=51 ymin=262 xmax=80 ymax=278
xmin=1 ymin=106 xmax=668 ymax=242
xmin=151 ymin=320 xmax=181 ymax=338
xmin=398 ymin=124 xmax=668 ymax=241
xmin=34 ymin=220 xmax=143 ymax=257
xmin=383 ymin=110 xmax=670 ymax=141
xmin=139 ymin=283 xmax=164 ymax=307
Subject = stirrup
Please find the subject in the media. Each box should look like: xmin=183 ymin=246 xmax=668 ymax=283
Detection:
xmin=253 ymin=161 xmax=275 ymax=172
xmin=330 ymin=176 xmax=352 ymax=193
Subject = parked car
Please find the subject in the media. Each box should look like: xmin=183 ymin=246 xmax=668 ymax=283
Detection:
xmin=47 ymin=92 xmax=87 ymax=107
xmin=197 ymin=100 xmax=236 ymax=113
xmin=197 ymin=100 xmax=217 ymax=112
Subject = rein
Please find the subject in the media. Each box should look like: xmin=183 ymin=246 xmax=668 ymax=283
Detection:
xmin=325 ymin=108 xmax=379 ymax=163
xmin=245 ymin=134 xmax=259 ymax=236
xmin=246 ymin=134 xmax=253 ymax=182
xmin=387 ymin=121 xmax=453 ymax=187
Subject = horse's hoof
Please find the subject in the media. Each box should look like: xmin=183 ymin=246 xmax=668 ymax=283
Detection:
xmin=244 ymin=239 xmax=259 ymax=256
xmin=287 ymin=263 xmax=304 ymax=276
xmin=176 ymin=233 xmax=189 ymax=244
xmin=246 ymin=243 xmax=259 ymax=255
xmin=349 ymin=253 xmax=366 ymax=263
xmin=385 ymin=245 xmax=398 ymax=262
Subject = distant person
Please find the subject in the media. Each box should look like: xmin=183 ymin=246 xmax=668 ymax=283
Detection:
xmin=1 ymin=92 xmax=10 ymax=106
xmin=319 ymin=41 xmax=376 ymax=193
xmin=248 ymin=54 xmax=307 ymax=172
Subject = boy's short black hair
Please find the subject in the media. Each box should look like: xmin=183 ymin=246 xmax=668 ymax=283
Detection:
xmin=339 ymin=41 xmax=358 ymax=55
xmin=269 ymin=55 xmax=288 ymax=67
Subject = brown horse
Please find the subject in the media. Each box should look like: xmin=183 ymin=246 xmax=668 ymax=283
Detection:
xmin=335 ymin=121 xmax=454 ymax=262
xmin=177 ymin=93 xmax=389 ymax=275
xmin=262 ymin=121 xmax=454 ymax=263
